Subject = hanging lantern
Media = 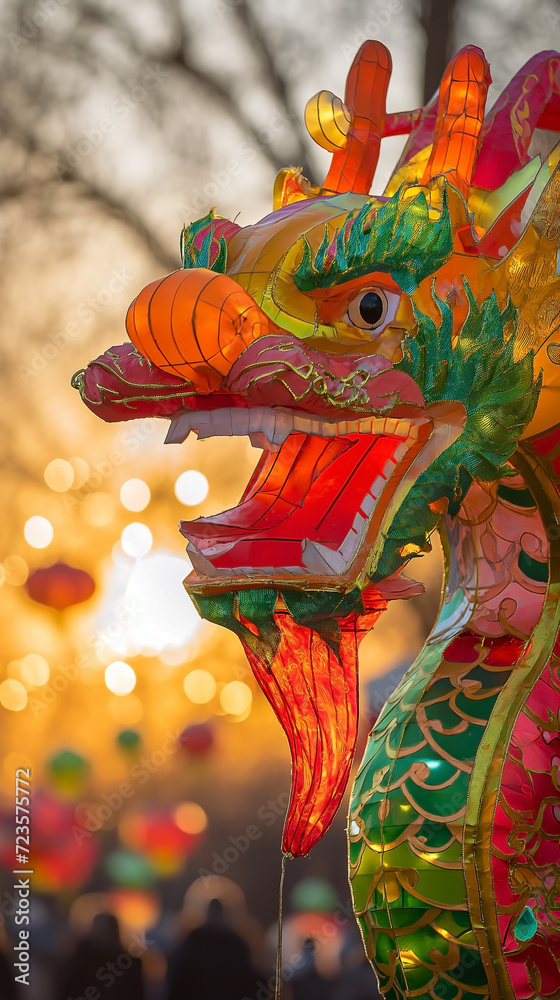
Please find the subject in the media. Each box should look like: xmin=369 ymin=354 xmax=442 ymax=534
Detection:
xmin=178 ymin=722 xmax=214 ymax=757
xmin=26 ymin=562 xmax=95 ymax=611
xmin=119 ymin=806 xmax=203 ymax=877
xmin=0 ymin=794 xmax=98 ymax=893
xmin=116 ymin=729 xmax=142 ymax=755
xmin=47 ymin=749 xmax=90 ymax=799
xmin=104 ymin=849 xmax=155 ymax=888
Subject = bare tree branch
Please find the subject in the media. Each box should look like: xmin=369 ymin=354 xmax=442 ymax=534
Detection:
xmin=232 ymin=0 xmax=315 ymax=179
xmin=420 ymin=0 xmax=459 ymax=104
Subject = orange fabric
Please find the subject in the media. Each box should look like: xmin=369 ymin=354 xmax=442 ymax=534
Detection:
xmin=421 ymin=46 xmax=491 ymax=197
xmin=243 ymin=592 xmax=386 ymax=857
xmin=323 ymin=40 xmax=392 ymax=195
xmin=125 ymin=268 xmax=271 ymax=391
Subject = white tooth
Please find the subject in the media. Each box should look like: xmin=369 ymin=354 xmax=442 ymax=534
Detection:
xmin=250 ymin=431 xmax=279 ymax=452
xmin=294 ymin=414 xmax=316 ymax=434
xmin=338 ymin=526 xmax=363 ymax=563
xmin=272 ymin=409 xmax=294 ymax=445
xmin=360 ymin=493 xmax=376 ymax=517
xmin=393 ymin=442 xmax=408 ymax=462
xmin=263 ymin=410 xmax=277 ymax=440
xmin=186 ymin=546 xmax=221 ymax=578
xmin=231 ymin=409 xmax=251 ymax=435
xmin=395 ymin=420 xmax=410 ymax=437
xmin=193 ymin=411 xmax=215 ymax=439
xmin=248 ymin=407 xmax=265 ymax=432
xmin=210 ymin=409 xmax=233 ymax=435
xmin=301 ymin=539 xmax=348 ymax=574
xmin=369 ymin=475 xmax=386 ymax=496
xmin=352 ymin=511 xmax=366 ymax=532
xmin=319 ymin=421 xmax=336 ymax=436
xmin=165 ymin=412 xmax=194 ymax=444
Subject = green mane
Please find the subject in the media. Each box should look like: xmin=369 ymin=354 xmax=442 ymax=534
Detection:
xmin=293 ymin=185 xmax=453 ymax=295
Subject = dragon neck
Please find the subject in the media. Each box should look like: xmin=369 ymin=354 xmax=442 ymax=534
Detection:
xmin=437 ymin=449 xmax=550 ymax=648
xmin=349 ymin=439 xmax=560 ymax=1000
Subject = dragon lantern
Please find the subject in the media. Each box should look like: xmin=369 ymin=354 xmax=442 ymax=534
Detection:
xmin=73 ymin=40 xmax=560 ymax=1000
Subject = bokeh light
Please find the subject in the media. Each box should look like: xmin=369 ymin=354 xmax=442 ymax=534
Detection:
xmin=183 ymin=669 xmax=216 ymax=704
xmin=220 ymin=681 xmax=252 ymax=716
xmin=0 ymin=678 xmax=28 ymax=711
xmin=121 ymin=523 xmax=152 ymax=558
xmin=3 ymin=555 xmax=28 ymax=586
xmin=69 ymin=457 xmax=90 ymax=488
xmin=24 ymin=515 xmax=54 ymax=548
xmin=105 ymin=661 xmax=137 ymax=696
xmin=173 ymin=801 xmax=208 ymax=835
xmin=95 ymin=551 xmax=199 ymax=658
xmin=174 ymin=470 xmax=209 ymax=506
xmin=20 ymin=653 xmax=50 ymax=686
xmin=120 ymin=479 xmax=151 ymax=512
xmin=44 ymin=458 xmax=74 ymax=492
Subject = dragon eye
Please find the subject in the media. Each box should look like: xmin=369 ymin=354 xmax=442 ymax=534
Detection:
xmin=346 ymin=288 xmax=388 ymax=330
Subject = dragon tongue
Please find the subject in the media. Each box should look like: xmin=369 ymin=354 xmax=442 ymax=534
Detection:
xmin=240 ymin=590 xmax=386 ymax=857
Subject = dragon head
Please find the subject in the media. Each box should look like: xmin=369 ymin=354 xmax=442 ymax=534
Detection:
xmin=73 ymin=42 xmax=560 ymax=856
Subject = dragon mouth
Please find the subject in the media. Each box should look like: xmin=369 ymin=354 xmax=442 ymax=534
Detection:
xmin=74 ymin=339 xmax=466 ymax=857
xmin=168 ymin=400 xmax=464 ymax=595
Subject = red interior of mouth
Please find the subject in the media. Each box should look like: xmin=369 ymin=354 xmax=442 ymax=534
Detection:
xmin=180 ymin=430 xmax=403 ymax=571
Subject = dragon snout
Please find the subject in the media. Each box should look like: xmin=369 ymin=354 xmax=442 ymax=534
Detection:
xmin=126 ymin=268 xmax=272 ymax=393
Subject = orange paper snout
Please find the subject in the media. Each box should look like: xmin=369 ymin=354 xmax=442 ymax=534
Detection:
xmin=126 ymin=268 xmax=270 ymax=392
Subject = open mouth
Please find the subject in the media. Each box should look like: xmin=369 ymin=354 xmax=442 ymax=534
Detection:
xmin=166 ymin=401 xmax=458 ymax=594
xmin=74 ymin=336 xmax=465 ymax=858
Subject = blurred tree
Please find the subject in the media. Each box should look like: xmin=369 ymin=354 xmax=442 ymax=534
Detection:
xmin=420 ymin=0 xmax=459 ymax=103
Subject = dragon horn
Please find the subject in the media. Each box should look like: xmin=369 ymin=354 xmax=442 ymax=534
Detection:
xmin=421 ymin=45 xmax=491 ymax=198
xmin=322 ymin=40 xmax=392 ymax=196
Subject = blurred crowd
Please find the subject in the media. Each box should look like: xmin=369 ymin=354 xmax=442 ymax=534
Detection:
xmin=0 ymin=875 xmax=382 ymax=1000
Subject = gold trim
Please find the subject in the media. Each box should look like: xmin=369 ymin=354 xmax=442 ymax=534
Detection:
xmin=463 ymin=442 xmax=560 ymax=1000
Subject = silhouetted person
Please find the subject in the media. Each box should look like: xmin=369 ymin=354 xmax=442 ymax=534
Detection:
xmin=166 ymin=898 xmax=259 ymax=1000
xmin=332 ymin=937 xmax=382 ymax=1000
xmin=0 ymin=949 xmax=16 ymax=1000
xmin=291 ymin=937 xmax=335 ymax=1000
xmin=56 ymin=912 xmax=144 ymax=1000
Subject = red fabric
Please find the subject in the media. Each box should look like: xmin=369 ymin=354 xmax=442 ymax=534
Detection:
xmin=242 ymin=590 xmax=386 ymax=857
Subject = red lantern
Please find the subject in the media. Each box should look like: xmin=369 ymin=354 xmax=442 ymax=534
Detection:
xmin=26 ymin=562 xmax=95 ymax=611
xmin=119 ymin=807 xmax=201 ymax=876
xmin=178 ymin=723 xmax=214 ymax=757
xmin=0 ymin=794 xmax=98 ymax=893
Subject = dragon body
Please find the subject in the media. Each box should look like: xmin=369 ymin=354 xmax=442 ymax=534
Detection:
xmin=74 ymin=39 xmax=560 ymax=999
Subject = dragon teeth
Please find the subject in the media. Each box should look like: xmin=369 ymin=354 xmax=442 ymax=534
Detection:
xmin=165 ymin=405 xmax=416 ymax=451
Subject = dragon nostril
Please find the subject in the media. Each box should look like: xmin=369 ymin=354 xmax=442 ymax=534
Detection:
xmin=126 ymin=267 xmax=270 ymax=392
